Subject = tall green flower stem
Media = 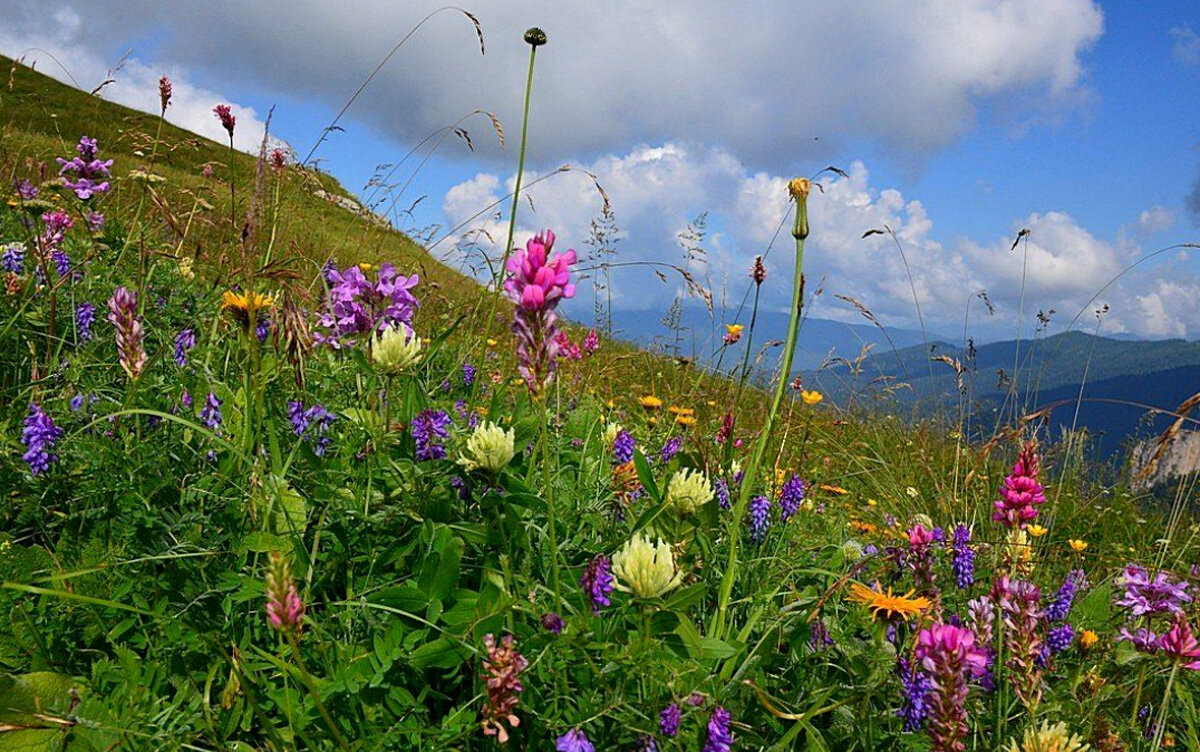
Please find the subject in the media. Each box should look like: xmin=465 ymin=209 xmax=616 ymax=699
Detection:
xmin=537 ymin=386 xmax=563 ymax=609
xmin=712 ymin=178 xmax=810 ymax=639
xmin=479 ymin=28 xmax=545 ymax=343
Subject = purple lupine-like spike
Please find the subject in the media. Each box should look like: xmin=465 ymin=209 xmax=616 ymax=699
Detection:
xmin=748 ymin=494 xmax=771 ymax=543
xmin=174 ymin=328 xmax=196 ymax=367
xmin=949 ymin=525 xmax=975 ymax=589
xmin=702 ymin=706 xmax=733 ymax=752
xmin=75 ymin=302 xmax=95 ymax=342
xmin=21 ymin=403 xmax=63 ymax=476
xmin=659 ymin=436 xmax=683 ymax=463
xmin=659 ymin=703 xmax=681 ymax=737
xmin=581 ymin=554 xmax=614 ymax=614
xmin=778 ymin=474 xmax=805 ymax=521
xmin=409 ymin=409 xmax=450 ymax=461
xmin=613 ymin=429 xmax=635 ymax=464
xmin=555 ymin=728 xmax=594 ymax=752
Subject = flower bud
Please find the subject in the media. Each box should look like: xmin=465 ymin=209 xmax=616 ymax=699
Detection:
xmin=524 ymin=27 xmax=548 ymax=46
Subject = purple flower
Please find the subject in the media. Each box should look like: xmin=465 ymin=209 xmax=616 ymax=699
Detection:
xmin=1119 ymin=626 xmax=1161 ymax=654
xmin=213 ymin=104 xmax=236 ymax=137
xmin=181 ymin=390 xmax=193 ymax=409
xmin=636 ymin=736 xmax=658 ymax=751
xmin=75 ymin=302 xmax=95 ymax=342
xmin=949 ymin=525 xmax=975 ymax=589
xmin=1046 ymin=570 xmax=1086 ymax=622
xmin=462 ymin=362 xmax=477 ymax=387
xmin=581 ymin=554 xmax=614 ymax=614
xmin=504 ymin=229 xmax=576 ymax=393
xmin=295 ymin=403 xmax=336 ymax=456
xmin=993 ymin=443 xmax=1046 ymax=528
xmin=582 ymin=329 xmax=599 ymax=354
xmin=51 ymin=249 xmax=70 ymax=278
xmin=541 ymin=612 xmax=564 ymax=635
xmin=1037 ymin=624 xmax=1075 ymax=667
xmin=21 ymin=403 xmax=63 ymax=476
xmin=1117 ymin=564 xmax=1192 ymax=617
xmin=715 ymin=477 xmax=731 ymax=510
xmin=897 ymin=657 xmax=933 ymax=731
xmin=57 ymin=136 xmax=113 ymax=199
xmin=315 ymin=263 xmax=419 ymax=348
xmin=200 ymin=392 xmax=223 ymax=432
xmin=1 ymin=243 xmax=24 ymax=273
xmin=409 ymin=409 xmax=450 ymax=461
xmin=659 ymin=703 xmax=681 ymax=737
xmin=809 ymin=619 xmax=835 ymax=652
xmin=778 ymin=474 xmax=805 ymax=521
xmin=555 ymin=729 xmax=594 ymax=752
xmin=914 ymin=623 xmax=989 ymax=752
xmin=659 ymin=436 xmax=683 ymax=463
xmin=40 ymin=211 xmax=73 ymax=252
xmin=614 ymin=429 xmax=635 ymax=464
xmin=703 ymin=706 xmax=733 ymax=752
xmin=14 ymin=179 xmax=38 ymax=199
xmin=107 ymin=286 xmax=146 ymax=379
xmin=255 ymin=314 xmax=270 ymax=342
xmin=85 ymin=212 xmax=105 ymax=232
xmin=748 ymin=495 xmax=772 ymax=543
xmin=69 ymin=394 xmax=84 ymax=412
xmin=174 ymin=328 xmax=196 ymax=367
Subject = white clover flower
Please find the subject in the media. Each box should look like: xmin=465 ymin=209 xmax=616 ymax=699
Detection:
xmin=371 ymin=326 xmax=422 ymax=374
xmin=612 ymin=534 xmax=683 ymax=599
xmin=664 ymin=467 xmax=713 ymax=515
xmin=458 ymin=421 xmax=515 ymax=474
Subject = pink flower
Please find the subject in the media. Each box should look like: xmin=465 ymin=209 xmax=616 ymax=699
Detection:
xmin=503 ymin=230 xmax=576 ymax=312
xmin=158 ymin=76 xmax=172 ymax=113
xmin=582 ymin=329 xmax=600 ymax=354
xmin=265 ymin=552 xmax=304 ymax=635
xmin=915 ymin=622 xmax=989 ymax=679
xmin=992 ymin=443 xmax=1046 ymax=528
xmin=213 ymin=104 xmax=236 ymax=138
xmin=480 ymin=633 xmax=527 ymax=743
xmin=1160 ymin=618 xmax=1200 ymax=670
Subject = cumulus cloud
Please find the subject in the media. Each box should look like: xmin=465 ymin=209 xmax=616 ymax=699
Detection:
xmin=0 ymin=0 xmax=1103 ymax=167
xmin=0 ymin=6 xmax=268 ymax=152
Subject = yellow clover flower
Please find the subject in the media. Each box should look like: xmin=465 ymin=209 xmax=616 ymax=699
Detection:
xmin=664 ymin=468 xmax=714 ymax=515
xmin=371 ymin=326 xmax=423 ymax=374
xmin=458 ymin=421 xmax=516 ymax=474
xmin=612 ymin=534 xmax=684 ymax=599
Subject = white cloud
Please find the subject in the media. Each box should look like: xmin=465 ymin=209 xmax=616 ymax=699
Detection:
xmin=0 ymin=0 xmax=1103 ymax=167
xmin=1171 ymin=25 xmax=1200 ymax=69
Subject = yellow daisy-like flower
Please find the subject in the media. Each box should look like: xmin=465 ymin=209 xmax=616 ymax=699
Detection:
xmin=1079 ymin=630 xmax=1099 ymax=650
xmin=668 ymin=406 xmax=695 ymax=417
xmin=850 ymin=520 xmax=877 ymax=535
xmin=1026 ymin=524 xmax=1049 ymax=538
xmin=801 ymin=390 xmax=823 ymax=405
xmin=1069 ymin=539 xmax=1088 ymax=553
xmin=866 ymin=498 xmax=878 ymax=507
xmin=640 ymin=395 xmax=663 ymax=410
xmin=358 ymin=262 xmax=374 ymax=272
xmin=723 ymin=323 xmax=744 ymax=344
xmin=675 ymin=415 xmax=697 ymax=427
xmin=221 ymin=289 xmax=274 ymax=329
xmin=846 ymin=582 xmax=930 ymax=622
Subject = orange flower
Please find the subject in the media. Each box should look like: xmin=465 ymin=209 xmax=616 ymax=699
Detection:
xmin=1069 ymin=539 xmax=1088 ymax=553
xmin=640 ymin=395 xmax=663 ymax=410
xmin=819 ymin=484 xmax=848 ymax=495
xmin=1080 ymin=630 xmax=1099 ymax=649
xmin=801 ymin=390 xmax=823 ymax=405
xmin=847 ymin=582 xmax=930 ymax=622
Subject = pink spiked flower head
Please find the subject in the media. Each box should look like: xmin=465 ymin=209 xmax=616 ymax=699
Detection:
xmin=158 ymin=76 xmax=172 ymax=114
xmin=265 ymin=551 xmax=304 ymax=636
xmin=480 ymin=633 xmax=527 ymax=743
xmin=106 ymin=286 xmax=146 ymax=379
xmin=503 ymin=229 xmax=577 ymax=394
xmin=1160 ymin=617 xmax=1200 ymax=670
xmin=914 ymin=622 xmax=989 ymax=752
xmin=992 ymin=442 xmax=1046 ymax=528
xmin=213 ymin=104 xmax=236 ymax=138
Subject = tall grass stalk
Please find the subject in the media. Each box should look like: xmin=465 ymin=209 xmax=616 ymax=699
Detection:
xmin=713 ymin=177 xmax=809 ymax=638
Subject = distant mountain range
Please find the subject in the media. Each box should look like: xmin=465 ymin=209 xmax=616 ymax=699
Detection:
xmin=804 ymin=331 xmax=1200 ymax=458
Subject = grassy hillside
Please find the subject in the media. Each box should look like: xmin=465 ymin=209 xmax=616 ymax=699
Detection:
xmin=2 ymin=56 xmax=1198 ymax=752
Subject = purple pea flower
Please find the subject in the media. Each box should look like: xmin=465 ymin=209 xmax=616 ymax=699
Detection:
xmin=1046 ymin=570 xmax=1086 ymax=622
xmin=21 ymin=403 xmax=63 ymax=476
xmin=748 ymin=494 xmax=771 ymax=543
xmin=76 ymin=302 xmax=95 ymax=342
xmin=703 ymin=707 xmax=733 ymax=752
xmin=555 ymin=729 xmax=594 ymax=752
xmin=581 ymin=555 xmax=614 ymax=614
xmin=613 ymin=429 xmax=635 ymax=464
xmin=1 ymin=243 xmax=24 ymax=273
xmin=200 ymin=392 xmax=223 ymax=432
xmin=410 ymin=409 xmax=451 ymax=461
xmin=462 ymin=362 xmax=477 ymax=387
xmin=949 ymin=524 xmax=975 ymax=589
xmin=174 ymin=328 xmax=196 ymax=367
xmin=541 ymin=612 xmax=564 ymax=635
xmin=778 ymin=474 xmax=805 ymax=521
xmin=1117 ymin=564 xmax=1192 ymax=617
xmin=659 ymin=703 xmax=681 ymax=737
xmin=56 ymin=136 xmax=113 ymax=199
xmin=897 ymin=657 xmax=933 ymax=731
xmin=659 ymin=436 xmax=683 ymax=463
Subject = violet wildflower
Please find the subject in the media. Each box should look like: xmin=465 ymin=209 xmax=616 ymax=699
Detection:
xmin=541 ymin=612 xmax=564 ymax=635
xmin=1046 ymin=570 xmax=1086 ymax=622
xmin=659 ymin=436 xmax=683 ymax=463
xmin=778 ymin=474 xmax=805 ymax=521
xmin=949 ymin=525 xmax=975 ymax=589
xmin=1119 ymin=626 xmax=1161 ymax=654
xmin=613 ymin=429 xmax=635 ymax=464
xmin=85 ymin=211 xmax=104 ymax=232
xmin=181 ymin=390 xmax=193 ymax=409
xmin=174 ymin=328 xmax=195 ymax=367
xmin=714 ymin=477 xmax=730 ymax=510
xmin=966 ymin=596 xmax=995 ymax=645
xmin=56 ymin=136 xmax=112 ymax=200
xmin=107 ymin=286 xmax=147 ymax=379
xmin=21 ymin=403 xmax=63 ymax=476
xmin=1037 ymin=624 xmax=1075 ymax=668
xmin=914 ymin=622 xmax=988 ymax=752
xmin=809 ymin=619 xmax=835 ymax=652
xmin=14 ymin=179 xmax=37 ymax=200
xmin=462 ymin=361 xmax=477 ymax=387
xmin=581 ymin=554 xmax=614 ymax=614
xmin=255 ymin=314 xmax=270 ymax=342
xmin=1116 ymin=564 xmax=1192 ymax=617
xmin=504 ymin=229 xmax=577 ymax=394
xmin=897 ymin=657 xmax=933 ymax=731
xmin=75 ymin=302 xmax=95 ymax=342
xmin=200 ymin=392 xmax=223 ymax=432
xmin=748 ymin=495 xmax=772 ymax=543
xmin=410 ymin=409 xmax=451 ymax=461
xmin=993 ymin=576 xmax=1043 ymax=707
xmin=992 ymin=443 xmax=1046 ymax=528
xmin=40 ymin=210 xmax=73 ymax=251
xmin=703 ymin=706 xmax=733 ymax=752
xmin=69 ymin=394 xmax=84 ymax=412
xmin=659 ymin=703 xmax=681 ymax=737
xmin=636 ymin=736 xmax=658 ymax=752
xmin=51 ymin=249 xmax=70 ymax=278
xmin=265 ymin=551 xmax=304 ymax=635
xmin=555 ymin=729 xmax=594 ymax=752
xmin=213 ymin=104 xmax=236 ymax=138
xmin=1 ymin=243 xmax=24 ymax=273
xmin=480 ymin=633 xmax=527 ymax=743
xmin=315 ymin=263 xmax=419 ymax=348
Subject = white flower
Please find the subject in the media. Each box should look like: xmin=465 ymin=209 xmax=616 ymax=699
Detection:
xmin=602 ymin=421 xmax=622 ymax=448
xmin=612 ymin=534 xmax=684 ymax=599
xmin=458 ymin=421 xmax=515 ymax=474
xmin=371 ymin=326 xmax=422 ymax=374
xmin=664 ymin=467 xmax=713 ymax=515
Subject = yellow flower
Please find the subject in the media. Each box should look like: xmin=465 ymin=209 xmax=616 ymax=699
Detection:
xmin=458 ymin=421 xmax=515 ymax=474
xmin=664 ymin=468 xmax=714 ymax=515
xmin=612 ymin=534 xmax=684 ymax=599
xmin=371 ymin=326 xmax=423 ymax=374
xmin=668 ymin=406 xmax=694 ymax=416
xmin=602 ymin=421 xmax=622 ymax=448
xmin=1026 ymin=524 xmax=1048 ymax=538
xmin=866 ymin=498 xmax=878 ymax=507
xmin=486 ymin=338 xmax=498 ymax=347
xmin=1069 ymin=539 xmax=1088 ymax=553
xmin=723 ymin=323 xmax=744 ymax=344
xmin=801 ymin=390 xmax=823 ymax=405
xmin=640 ymin=395 xmax=663 ymax=410
xmin=850 ymin=520 xmax=877 ymax=535
xmin=675 ymin=415 xmax=697 ymax=427
xmin=358 ymin=262 xmax=374 ymax=272
xmin=1004 ymin=720 xmax=1089 ymax=752
xmin=819 ymin=484 xmax=848 ymax=495
xmin=221 ymin=289 xmax=274 ymax=329
xmin=1080 ymin=630 xmax=1098 ymax=649
xmin=846 ymin=582 xmax=930 ymax=622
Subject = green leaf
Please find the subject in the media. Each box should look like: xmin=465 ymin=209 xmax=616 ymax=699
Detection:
xmin=633 ymin=450 xmax=661 ymax=502
xmin=239 ymin=532 xmax=290 ymax=553
xmin=698 ymin=636 xmax=740 ymax=660
xmin=408 ymin=638 xmax=470 ymax=670
xmin=664 ymin=582 xmax=707 ymax=612
xmin=370 ymin=585 xmax=428 ymax=614
xmin=428 ymin=537 xmax=464 ymax=601
xmin=0 ymin=729 xmax=67 ymax=752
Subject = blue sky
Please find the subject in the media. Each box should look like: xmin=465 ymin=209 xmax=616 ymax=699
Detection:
xmin=3 ymin=0 xmax=1199 ymax=341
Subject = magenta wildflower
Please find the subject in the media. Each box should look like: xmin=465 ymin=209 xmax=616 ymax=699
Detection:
xmin=702 ymin=706 xmax=733 ymax=752
xmin=21 ymin=403 xmax=63 ymax=476
xmin=541 ymin=612 xmax=564 ymax=634
xmin=265 ymin=551 xmax=304 ymax=635
xmin=504 ymin=229 xmax=577 ymax=393
xmin=1159 ymin=618 xmax=1200 ymax=670
xmin=106 ymin=286 xmax=146 ymax=379
xmin=1120 ymin=626 xmax=1161 ymax=654
xmin=582 ymin=329 xmax=599 ymax=354
xmin=992 ymin=443 xmax=1046 ymax=528
xmin=1116 ymin=564 xmax=1192 ymax=617
xmin=993 ymin=576 xmax=1043 ymax=707
xmin=555 ymin=329 xmax=582 ymax=360
xmin=914 ymin=622 xmax=988 ymax=752
xmin=480 ymin=633 xmax=527 ymax=743
xmin=213 ymin=104 xmax=236 ymax=138
xmin=581 ymin=554 xmax=614 ymax=614
xmin=85 ymin=211 xmax=105 ymax=232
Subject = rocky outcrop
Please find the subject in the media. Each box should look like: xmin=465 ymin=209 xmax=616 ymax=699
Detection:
xmin=1131 ymin=429 xmax=1200 ymax=490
